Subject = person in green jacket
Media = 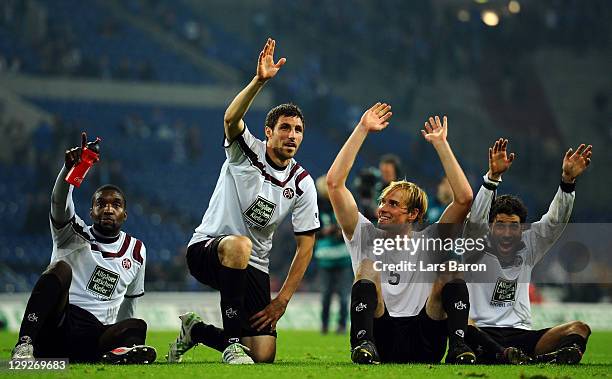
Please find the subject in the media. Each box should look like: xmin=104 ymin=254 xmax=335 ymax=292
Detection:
xmin=315 ymin=176 xmax=352 ymax=334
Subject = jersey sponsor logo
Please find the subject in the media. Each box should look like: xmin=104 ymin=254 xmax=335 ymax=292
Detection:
xmin=490 ymin=277 xmax=517 ymax=306
xmin=283 ymin=188 xmax=295 ymax=199
xmin=122 ymin=258 xmax=132 ymax=270
xmin=455 ymin=329 xmax=465 ymax=338
xmin=87 ymin=265 xmax=120 ymax=300
xmin=27 ymin=313 xmax=38 ymax=323
xmin=243 ymin=196 xmax=277 ymax=228
xmin=454 ymin=300 xmax=467 ymax=310
xmin=355 ymin=302 xmax=367 ymax=312
xmin=357 ymin=330 xmax=366 ymax=339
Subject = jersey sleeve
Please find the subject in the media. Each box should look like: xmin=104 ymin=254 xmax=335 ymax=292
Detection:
xmin=50 ymin=214 xmax=90 ymax=258
xmin=50 ymin=166 xmax=76 ymax=228
xmin=224 ymin=124 xmax=265 ymax=165
xmin=292 ymin=175 xmax=321 ymax=234
xmin=462 ymin=174 xmax=498 ymax=264
xmin=525 ymin=184 xmax=575 ymax=265
xmin=126 ymin=243 xmax=146 ymax=298
xmin=464 ymin=174 xmax=498 ymax=239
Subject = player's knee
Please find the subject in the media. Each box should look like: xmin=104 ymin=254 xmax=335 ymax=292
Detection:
xmin=436 ymin=270 xmax=464 ymax=285
xmin=250 ymin=347 xmax=276 ymax=363
xmin=123 ymin=318 xmax=148 ymax=333
xmin=219 ymin=235 xmax=252 ymax=268
xmin=45 ymin=260 xmax=72 ymax=289
xmin=355 ymin=259 xmax=378 ymax=283
xmin=567 ymin=321 xmax=591 ymax=337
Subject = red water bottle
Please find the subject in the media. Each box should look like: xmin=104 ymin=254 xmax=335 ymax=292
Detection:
xmin=65 ymin=136 xmax=101 ymax=187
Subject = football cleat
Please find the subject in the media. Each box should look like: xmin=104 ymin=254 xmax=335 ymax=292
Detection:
xmin=499 ymin=346 xmax=532 ymax=365
xmin=445 ymin=342 xmax=477 ymax=364
xmin=222 ymin=342 xmax=254 ymax=364
xmin=534 ymin=344 xmax=583 ymax=364
xmin=166 ymin=312 xmax=203 ymax=363
xmin=11 ymin=343 xmax=34 ymax=361
xmin=351 ymin=340 xmax=381 ymax=365
xmin=101 ymin=345 xmax=156 ymax=364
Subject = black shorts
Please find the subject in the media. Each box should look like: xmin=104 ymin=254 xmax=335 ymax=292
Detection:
xmin=373 ymin=303 xmax=448 ymax=363
xmin=35 ymin=304 xmax=110 ymax=362
xmin=186 ymin=236 xmax=277 ymax=338
xmin=479 ymin=327 xmax=550 ymax=356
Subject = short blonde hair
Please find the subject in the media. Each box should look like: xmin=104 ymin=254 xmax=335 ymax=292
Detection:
xmin=379 ymin=180 xmax=428 ymax=222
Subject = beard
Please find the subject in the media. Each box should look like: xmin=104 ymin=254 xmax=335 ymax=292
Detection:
xmin=93 ymin=220 xmax=120 ymax=236
xmin=273 ymin=146 xmax=296 ymax=161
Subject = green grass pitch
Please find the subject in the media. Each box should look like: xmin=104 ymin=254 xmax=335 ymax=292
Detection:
xmin=1 ymin=330 xmax=611 ymax=378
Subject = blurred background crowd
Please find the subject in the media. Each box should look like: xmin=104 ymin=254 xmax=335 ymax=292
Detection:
xmin=0 ymin=0 xmax=610 ymax=331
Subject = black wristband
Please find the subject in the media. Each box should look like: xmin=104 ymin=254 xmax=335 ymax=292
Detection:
xmin=483 ymin=182 xmax=498 ymax=191
xmin=560 ymin=180 xmax=576 ymax=193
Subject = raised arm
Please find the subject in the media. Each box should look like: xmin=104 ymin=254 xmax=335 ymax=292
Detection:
xmin=469 ymin=138 xmax=515 ymax=223
xmin=532 ymin=144 xmax=592 ymax=228
xmin=421 ymin=116 xmax=473 ymax=223
xmin=463 ymin=139 xmax=515 ymax=257
xmin=224 ymin=38 xmax=286 ymax=142
xmin=51 ymin=133 xmax=88 ymax=227
xmin=526 ymin=144 xmax=592 ymax=263
xmin=326 ymin=103 xmax=392 ymax=240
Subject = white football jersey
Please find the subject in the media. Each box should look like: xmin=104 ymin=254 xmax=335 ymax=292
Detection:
xmin=464 ymin=178 xmax=574 ymax=329
xmin=344 ymin=213 xmax=436 ymax=317
xmin=189 ymin=125 xmax=320 ymax=273
xmin=50 ymin=215 xmax=146 ymax=325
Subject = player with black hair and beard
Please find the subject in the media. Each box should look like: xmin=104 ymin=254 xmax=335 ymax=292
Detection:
xmin=167 ymin=38 xmax=319 ymax=365
xmin=11 ymin=133 xmax=155 ymax=364
xmin=327 ymin=106 xmax=476 ymax=364
xmin=463 ymin=139 xmax=593 ymax=364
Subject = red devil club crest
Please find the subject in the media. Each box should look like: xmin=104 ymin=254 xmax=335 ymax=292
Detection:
xmin=122 ymin=258 xmax=132 ymax=270
xmin=283 ymin=188 xmax=295 ymax=199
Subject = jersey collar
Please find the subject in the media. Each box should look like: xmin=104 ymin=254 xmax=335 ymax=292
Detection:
xmin=265 ymin=152 xmax=289 ymax=172
xmin=91 ymin=225 xmax=121 ymax=244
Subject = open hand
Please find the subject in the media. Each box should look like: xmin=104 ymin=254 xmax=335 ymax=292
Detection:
xmin=562 ymin=144 xmax=592 ymax=183
xmin=421 ymin=116 xmax=447 ymax=145
xmin=488 ymin=138 xmax=515 ymax=181
xmin=359 ymin=102 xmax=392 ymax=133
xmin=256 ymin=38 xmax=286 ymax=82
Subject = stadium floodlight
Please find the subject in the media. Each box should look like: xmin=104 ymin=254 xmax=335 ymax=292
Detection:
xmin=481 ymin=10 xmax=500 ymax=26
xmin=457 ymin=9 xmax=471 ymax=22
xmin=508 ymin=0 xmax=521 ymax=14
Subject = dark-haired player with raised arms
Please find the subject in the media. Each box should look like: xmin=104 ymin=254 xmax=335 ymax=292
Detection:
xmin=463 ymin=139 xmax=593 ymax=364
xmin=11 ymin=133 xmax=155 ymax=364
xmin=167 ymin=38 xmax=319 ymax=364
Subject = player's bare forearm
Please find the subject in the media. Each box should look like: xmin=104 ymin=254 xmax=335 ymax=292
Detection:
xmin=433 ymin=140 xmax=473 ymax=223
xmin=223 ymin=76 xmax=266 ymax=141
xmin=249 ymin=235 xmax=312 ymax=331
xmin=325 ymin=124 xmax=368 ymax=238
xmin=327 ymin=123 xmax=368 ymax=189
xmin=277 ymin=234 xmax=315 ymax=304
xmin=50 ymin=165 xmax=75 ymax=225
